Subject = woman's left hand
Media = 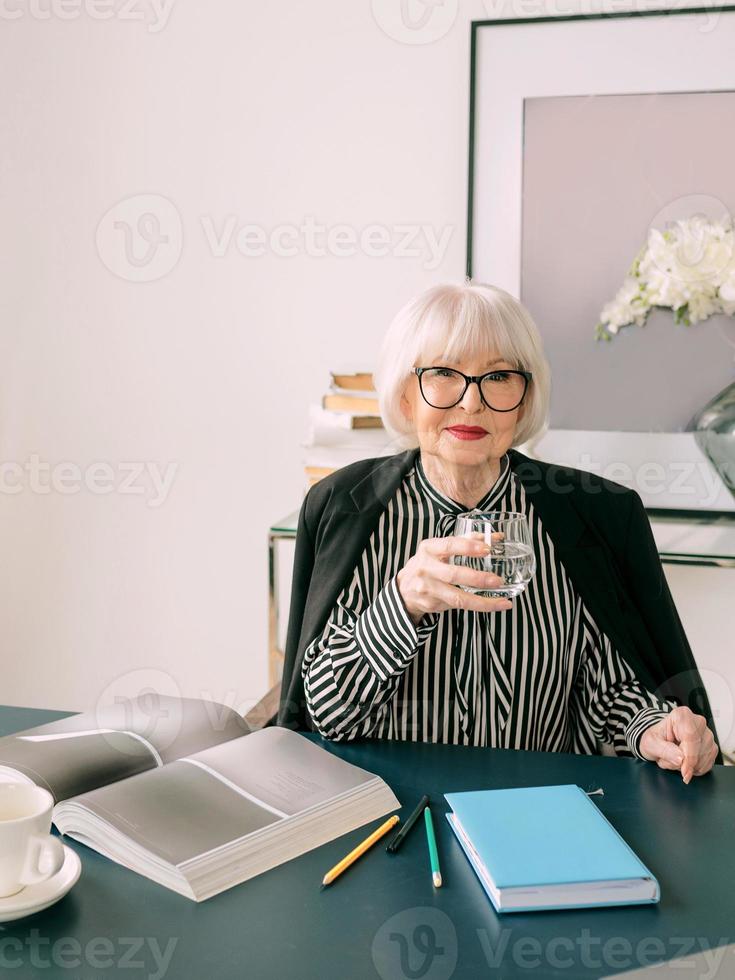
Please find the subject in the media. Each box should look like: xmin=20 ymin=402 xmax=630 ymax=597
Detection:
xmin=638 ymin=706 xmax=718 ymax=783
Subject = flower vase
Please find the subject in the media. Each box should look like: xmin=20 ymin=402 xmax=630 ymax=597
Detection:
xmin=687 ymin=380 xmax=735 ymax=501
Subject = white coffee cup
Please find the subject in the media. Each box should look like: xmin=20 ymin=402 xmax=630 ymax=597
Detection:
xmin=0 ymin=784 xmax=65 ymax=898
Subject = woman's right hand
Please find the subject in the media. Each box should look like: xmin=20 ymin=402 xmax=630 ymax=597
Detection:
xmin=395 ymin=535 xmax=513 ymax=626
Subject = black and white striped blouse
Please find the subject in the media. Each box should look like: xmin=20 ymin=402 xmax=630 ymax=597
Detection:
xmin=302 ymin=451 xmax=675 ymax=754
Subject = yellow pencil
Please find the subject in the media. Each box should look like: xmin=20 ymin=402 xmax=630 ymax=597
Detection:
xmin=322 ymin=814 xmax=400 ymax=887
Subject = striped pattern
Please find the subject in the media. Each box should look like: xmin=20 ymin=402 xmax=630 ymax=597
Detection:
xmin=303 ymin=452 xmax=674 ymax=755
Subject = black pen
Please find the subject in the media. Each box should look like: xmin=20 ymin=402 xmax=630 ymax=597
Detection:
xmin=387 ymin=795 xmax=431 ymax=853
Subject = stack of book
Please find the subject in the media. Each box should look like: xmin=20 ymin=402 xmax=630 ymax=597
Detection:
xmin=302 ymin=370 xmax=394 ymax=488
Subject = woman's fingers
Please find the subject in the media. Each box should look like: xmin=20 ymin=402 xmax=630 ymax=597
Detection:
xmin=690 ymin=731 xmax=719 ymax=776
xmin=428 ymin=556 xmax=504 ymax=592
xmin=643 ymin=734 xmax=684 ymax=770
xmin=423 ymin=536 xmax=507 ymax=590
xmin=462 ymin=530 xmax=505 ymax=543
xmin=642 ymin=708 xmax=720 ymax=782
xmin=432 ymin=579 xmax=513 ymax=614
xmin=424 ymin=536 xmax=491 ymax=560
xmin=694 ymin=742 xmax=719 ymax=775
xmin=667 ymin=708 xmax=709 ymax=783
xmin=401 ymin=535 xmax=515 ymax=619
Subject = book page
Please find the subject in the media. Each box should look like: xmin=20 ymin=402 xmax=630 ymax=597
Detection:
xmin=60 ymin=728 xmax=383 ymax=865
xmin=70 ymin=760 xmax=281 ymax=865
xmin=0 ymin=695 xmax=249 ymax=802
xmin=186 ymin=727 xmax=377 ymax=816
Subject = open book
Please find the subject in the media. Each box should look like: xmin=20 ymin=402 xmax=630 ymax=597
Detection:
xmin=0 ymin=697 xmax=399 ymax=901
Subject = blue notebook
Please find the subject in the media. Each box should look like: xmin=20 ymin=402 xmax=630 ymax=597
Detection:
xmin=445 ymin=784 xmax=660 ymax=914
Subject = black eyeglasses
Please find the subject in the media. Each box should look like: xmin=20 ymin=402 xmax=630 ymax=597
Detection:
xmin=413 ymin=366 xmax=532 ymax=412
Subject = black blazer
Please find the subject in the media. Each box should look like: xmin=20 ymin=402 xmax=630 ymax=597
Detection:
xmin=277 ymin=447 xmax=723 ymax=764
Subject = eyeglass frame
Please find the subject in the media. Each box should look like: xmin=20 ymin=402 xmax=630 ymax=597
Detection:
xmin=412 ymin=366 xmax=533 ymax=412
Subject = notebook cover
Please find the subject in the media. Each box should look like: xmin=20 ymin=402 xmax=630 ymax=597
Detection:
xmin=444 ymin=784 xmax=658 ymax=890
xmin=446 ymin=813 xmax=659 ymax=914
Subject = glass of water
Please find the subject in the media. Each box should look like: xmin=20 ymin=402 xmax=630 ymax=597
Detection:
xmin=451 ymin=510 xmax=536 ymax=599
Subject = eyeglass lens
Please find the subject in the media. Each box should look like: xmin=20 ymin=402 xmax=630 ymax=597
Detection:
xmin=419 ymin=368 xmax=526 ymax=410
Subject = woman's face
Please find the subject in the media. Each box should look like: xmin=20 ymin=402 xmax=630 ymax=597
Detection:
xmin=400 ymin=352 xmax=524 ymax=467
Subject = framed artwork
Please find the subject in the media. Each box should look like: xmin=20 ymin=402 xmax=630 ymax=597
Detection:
xmin=467 ymin=7 xmax=735 ymax=515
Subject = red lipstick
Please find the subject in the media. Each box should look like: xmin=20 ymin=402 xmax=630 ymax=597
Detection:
xmin=446 ymin=426 xmax=488 ymax=441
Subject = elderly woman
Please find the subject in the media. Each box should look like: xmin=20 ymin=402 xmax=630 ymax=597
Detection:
xmin=279 ymin=282 xmax=722 ymax=780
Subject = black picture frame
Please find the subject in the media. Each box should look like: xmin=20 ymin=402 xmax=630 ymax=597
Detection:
xmin=464 ymin=6 xmax=735 ymax=520
xmin=466 ymin=5 xmax=735 ymax=280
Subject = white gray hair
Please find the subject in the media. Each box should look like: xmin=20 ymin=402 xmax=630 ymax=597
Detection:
xmin=374 ymin=281 xmax=551 ymax=450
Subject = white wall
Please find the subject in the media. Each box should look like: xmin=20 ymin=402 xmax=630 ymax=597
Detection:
xmin=664 ymin=565 xmax=735 ymax=756
xmin=0 ymin=0 xmax=470 ymax=713
xmin=1 ymin=0 xmax=731 ymax=719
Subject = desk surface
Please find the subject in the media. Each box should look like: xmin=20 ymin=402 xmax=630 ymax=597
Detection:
xmin=2 ymin=705 xmax=734 ymax=980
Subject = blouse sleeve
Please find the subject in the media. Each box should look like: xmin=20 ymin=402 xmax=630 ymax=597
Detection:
xmin=302 ymin=572 xmax=439 ymax=741
xmin=569 ymin=604 xmax=679 ymax=758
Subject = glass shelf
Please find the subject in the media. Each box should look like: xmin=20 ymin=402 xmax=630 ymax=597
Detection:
xmin=649 ymin=512 xmax=735 ymax=567
xmin=269 ymin=510 xmax=735 ymax=566
xmin=269 ymin=512 xmax=299 ymax=536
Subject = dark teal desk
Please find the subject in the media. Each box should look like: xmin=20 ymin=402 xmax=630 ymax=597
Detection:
xmin=2 ymin=706 xmax=734 ymax=980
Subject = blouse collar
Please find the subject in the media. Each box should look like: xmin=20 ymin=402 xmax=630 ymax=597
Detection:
xmin=414 ymin=450 xmax=512 ymax=514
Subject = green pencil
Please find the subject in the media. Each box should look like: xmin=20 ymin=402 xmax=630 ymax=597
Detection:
xmin=424 ymin=806 xmax=442 ymax=888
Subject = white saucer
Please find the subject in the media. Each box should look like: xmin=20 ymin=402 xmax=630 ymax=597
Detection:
xmin=0 ymin=845 xmax=81 ymax=922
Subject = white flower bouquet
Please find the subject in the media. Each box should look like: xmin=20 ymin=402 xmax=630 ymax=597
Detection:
xmin=595 ymin=215 xmax=735 ymax=340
